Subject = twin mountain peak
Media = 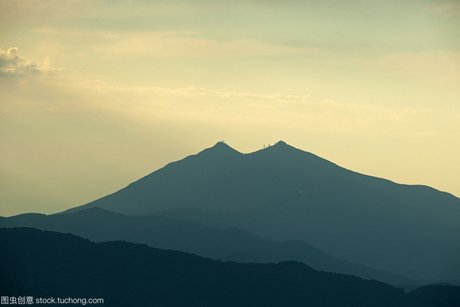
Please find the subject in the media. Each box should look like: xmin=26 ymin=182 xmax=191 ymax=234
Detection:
xmin=198 ymin=140 xmax=331 ymax=166
xmin=207 ymin=140 xmax=296 ymax=154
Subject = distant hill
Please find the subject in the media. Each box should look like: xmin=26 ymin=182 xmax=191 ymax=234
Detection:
xmin=3 ymin=228 xmax=457 ymax=307
xmin=65 ymin=141 xmax=460 ymax=282
xmin=0 ymin=207 xmax=414 ymax=285
xmin=408 ymin=285 xmax=460 ymax=307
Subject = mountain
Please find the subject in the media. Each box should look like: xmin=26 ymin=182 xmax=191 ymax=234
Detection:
xmin=0 ymin=207 xmax=414 ymax=285
xmin=2 ymin=227 xmax=456 ymax=307
xmin=66 ymin=141 xmax=460 ymax=281
xmin=408 ymin=285 xmax=460 ymax=307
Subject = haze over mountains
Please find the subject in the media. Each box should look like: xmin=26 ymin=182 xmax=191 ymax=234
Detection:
xmin=0 ymin=207 xmax=414 ymax=285
xmin=65 ymin=141 xmax=460 ymax=282
xmin=3 ymin=228 xmax=458 ymax=307
xmin=2 ymin=141 xmax=460 ymax=306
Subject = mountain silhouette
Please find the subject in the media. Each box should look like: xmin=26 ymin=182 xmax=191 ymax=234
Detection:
xmin=3 ymin=227 xmax=457 ymax=307
xmin=65 ymin=141 xmax=460 ymax=282
xmin=408 ymin=285 xmax=460 ymax=307
xmin=0 ymin=207 xmax=415 ymax=285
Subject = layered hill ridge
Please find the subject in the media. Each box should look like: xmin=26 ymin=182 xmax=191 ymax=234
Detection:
xmin=0 ymin=207 xmax=414 ymax=285
xmin=65 ymin=141 xmax=460 ymax=282
xmin=3 ymin=228 xmax=458 ymax=307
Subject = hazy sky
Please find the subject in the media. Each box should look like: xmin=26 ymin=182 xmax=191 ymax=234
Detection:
xmin=1 ymin=0 xmax=459 ymax=215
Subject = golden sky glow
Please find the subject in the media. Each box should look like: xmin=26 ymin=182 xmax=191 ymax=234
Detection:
xmin=1 ymin=0 xmax=459 ymax=215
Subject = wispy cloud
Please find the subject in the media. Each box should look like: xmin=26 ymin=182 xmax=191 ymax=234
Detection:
xmin=33 ymin=29 xmax=309 ymax=59
xmin=22 ymin=76 xmax=434 ymax=137
xmin=0 ymin=48 xmax=442 ymax=137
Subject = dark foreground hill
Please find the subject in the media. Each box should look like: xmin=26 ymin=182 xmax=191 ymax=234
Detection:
xmin=0 ymin=207 xmax=413 ymax=285
xmin=66 ymin=141 xmax=460 ymax=282
xmin=408 ymin=285 xmax=460 ymax=307
xmin=2 ymin=228 xmax=457 ymax=307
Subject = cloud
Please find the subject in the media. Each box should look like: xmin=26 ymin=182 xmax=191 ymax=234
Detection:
xmin=0 ymin=47 xmax=67 ymax=78
xmin=0 ymin=47 xmax=41 ymax=76
xmin=0 ymin=54 xmax=446 ymax=140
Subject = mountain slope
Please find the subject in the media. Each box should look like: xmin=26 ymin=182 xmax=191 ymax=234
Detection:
xmin=66 ymin=141 xmax=460 ymax=281
xmin=1 ymin=227 xmax=452 ymax=307
xmin=0 ymin=207 xmax=414 ymax=285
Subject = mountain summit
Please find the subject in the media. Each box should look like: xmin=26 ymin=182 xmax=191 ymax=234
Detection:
xmin=66 ymin=141 xmax=460 ymax=282
xmin=200 ymin=141 xmax=242 ymax=156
